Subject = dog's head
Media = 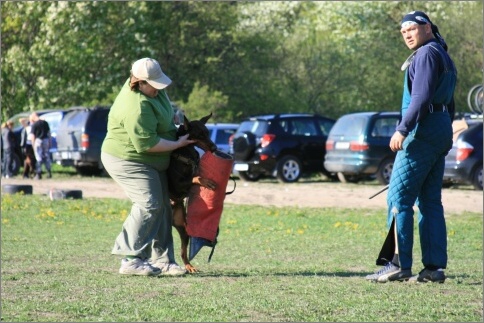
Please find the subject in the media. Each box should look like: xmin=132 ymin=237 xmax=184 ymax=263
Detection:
xmin=178 ymin=113 xmax=217 ymax=153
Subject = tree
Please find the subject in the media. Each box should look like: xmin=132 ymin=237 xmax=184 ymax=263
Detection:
xmin=2 ymin=1 xmax=482 ymax=122
xmin=180 ymin=81 xmax=229 ymax=122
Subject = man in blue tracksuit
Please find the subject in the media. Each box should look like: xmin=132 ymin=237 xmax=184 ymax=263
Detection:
xmin=366 ymin=11 xmax=457 ymax=283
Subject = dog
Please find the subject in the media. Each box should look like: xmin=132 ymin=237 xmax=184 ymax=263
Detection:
xmin=167 ymin=112 xmax=218 ymax=273
xmin=22 ymin=146 xmax=37 ymax=179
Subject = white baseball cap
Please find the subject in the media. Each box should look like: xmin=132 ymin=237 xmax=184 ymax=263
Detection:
xmin=131 ymin=58 xmax=172 ymax=90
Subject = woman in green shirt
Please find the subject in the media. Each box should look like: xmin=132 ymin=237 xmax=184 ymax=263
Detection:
xmin=102 ymin=58 xmax=194 ymax=276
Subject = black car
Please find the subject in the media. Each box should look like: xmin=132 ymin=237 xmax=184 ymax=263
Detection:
xmin=324 ymin=112 xmax=400 ymax=185
xmin=230 ymin=113 xmax=335 ymax=183
xmin=443 ymin=119 xmax=483 ymax=190
xmin=52 ymin=106 xmax=110 ymax=175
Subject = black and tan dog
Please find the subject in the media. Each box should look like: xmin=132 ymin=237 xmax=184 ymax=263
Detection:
xmin=167 ymin=113 xmax=217 ymax=273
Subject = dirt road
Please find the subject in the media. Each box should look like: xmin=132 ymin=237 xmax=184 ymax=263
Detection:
xmin=2 ymin=176 xmax=482 ymax=215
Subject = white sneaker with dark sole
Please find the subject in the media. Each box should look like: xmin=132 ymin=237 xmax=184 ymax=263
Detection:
xmin=366 ymin=262 xmax=412 ymax=283
xmin=119 ymin=258 xmax=161 ymax=276
xmin=151 ymin=261 xmax=187 ymax=276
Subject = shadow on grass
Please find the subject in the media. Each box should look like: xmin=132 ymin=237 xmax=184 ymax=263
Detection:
xmin=191 ymin=270 xmax=370 ymax=278
xmin=186 ymin=271 xmax=481 ymax=285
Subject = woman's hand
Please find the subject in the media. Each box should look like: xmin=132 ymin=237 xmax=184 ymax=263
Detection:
xmin=176 ymin=134 xmax=196 ymax=148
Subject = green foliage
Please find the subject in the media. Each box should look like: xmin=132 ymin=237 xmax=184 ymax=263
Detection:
xmin=180 ymin=81 xmax=229 ymax=122
xmin=1 ymin=2 xmax=482 ymax=122
xmin=1 ymin=193 xmax=482 ymax=322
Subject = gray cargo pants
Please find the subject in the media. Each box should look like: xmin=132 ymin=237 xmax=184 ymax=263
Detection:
xmin=101 ymin=152 xmax=175 ymax=263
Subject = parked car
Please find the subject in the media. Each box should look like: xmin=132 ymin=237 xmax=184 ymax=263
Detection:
xmin=52 ymin=106 xmax=110 ymax=175
xmin=324 ymin=111 xmax=400 ymax=185
xmin=230 ymin=113 xmax=335 ymax=183
xmin=206 ymin=123 xmax=239 ymax=154
xmin=40 ymin=109 xmax=76 ymax=158
xmin=443 ymin=119 xmax=483 ymax=190
xmin=3 ymin=109 xmax=60 ymax=176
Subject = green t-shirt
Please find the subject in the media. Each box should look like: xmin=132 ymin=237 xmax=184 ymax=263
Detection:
xmin=101 ymin=79 xmax=177 ymax=171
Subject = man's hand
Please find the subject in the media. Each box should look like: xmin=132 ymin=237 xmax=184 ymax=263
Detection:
xmin=390 ymin=131 xmax=406 ymax=152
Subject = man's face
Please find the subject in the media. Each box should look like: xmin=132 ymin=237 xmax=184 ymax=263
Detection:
xmin=400 ymin=23 xmax=432 ymax=50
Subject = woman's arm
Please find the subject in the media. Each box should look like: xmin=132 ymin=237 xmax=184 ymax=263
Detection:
xmin=145 ymin=133 xmax=195 ymax=153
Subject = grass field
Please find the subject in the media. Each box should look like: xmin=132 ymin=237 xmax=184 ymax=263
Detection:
xmin=1 ymin=193 xmax=482 ymax=322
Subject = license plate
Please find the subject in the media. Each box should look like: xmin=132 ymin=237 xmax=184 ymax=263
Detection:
xmin=60 ymin=151 xmax=81 ymax=159
xmin=335 ymin=142 xmax=350 ymax=150
xmin=234 ymin=163 xmax=249 ymax=171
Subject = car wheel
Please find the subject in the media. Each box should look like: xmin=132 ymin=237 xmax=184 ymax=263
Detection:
xmin=76 ymin=166 xmax=103 ymax=176
xmin=2 ymin=184 xmax=33 ymax=195
xmin=276 ymin=155 xmax=302 ymax=183
xmin=337 ymin=172 xmax=360 ymax=183
xmin=471 ymin=164 xmax=483 ymax=190
xmin=376 ymin=158 xmax=394 ymax=185
xmin=238 ymin=170 xmax=261 ymax=182
xmin=442 ymin=180 xmax=453 ymax=189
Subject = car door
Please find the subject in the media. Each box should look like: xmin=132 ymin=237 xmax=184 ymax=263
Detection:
xmin=366 ymin=115 xmax=400 ymax=162
xmin=289 ymin=117 xmax=324 ymax=171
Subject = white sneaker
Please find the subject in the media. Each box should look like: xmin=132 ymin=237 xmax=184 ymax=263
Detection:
xmin=151 ymin=261 xmax=187 ymax=276
xmin=119 ymin=258 xmax=161 ymax=276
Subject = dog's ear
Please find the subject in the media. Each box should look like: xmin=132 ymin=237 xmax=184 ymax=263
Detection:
xmin=176 ymin=123 xmax=187 ymax=136
xmin=183 ymin=115 xmax=191 ymax=131
xmin=183 ymin=115 xmax=190 ymax=126
xmin=199 ymin=112 xmax=213 ymax=125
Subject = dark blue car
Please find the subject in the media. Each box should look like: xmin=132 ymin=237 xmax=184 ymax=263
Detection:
xmin=443 ymin=119 xmax=483 ymax=190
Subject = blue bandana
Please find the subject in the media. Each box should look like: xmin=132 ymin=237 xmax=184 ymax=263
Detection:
xmin=400 ymin=11 xmax=448 ymax=51
xmin=401 ymin=11 xmax=432 ymax=28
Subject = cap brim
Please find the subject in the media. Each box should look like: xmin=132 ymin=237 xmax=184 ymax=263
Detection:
xmin=146 ymin=73 xmax=172 ymax=90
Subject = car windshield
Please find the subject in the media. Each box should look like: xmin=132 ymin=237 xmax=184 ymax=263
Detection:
xmin=41 ymin=112 xmax=64 ymax=133
xmin=215 ymin=128 xmax=236 ymax=145
xmin=237 ymin=120 xmax=268 ymax=137
xmin=331 ymin=115 xmax=367 ymax=136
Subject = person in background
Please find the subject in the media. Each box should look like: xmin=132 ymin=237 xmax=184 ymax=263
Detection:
xmin=19 ymin=117 xmax=36 ymax=179
xmin=366 ymin=11 xmax=457 ymax=284
xmin=173 ymin=107 xmax=185 ymax=126
xmin=101 ymin=57 xmax=194 ymax=276
xmin=1 ymin=120 xmax=16 ymax=178
xmin=30 ymin=112 xmax=52 ymax=179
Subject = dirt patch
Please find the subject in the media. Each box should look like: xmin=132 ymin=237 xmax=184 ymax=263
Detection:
xmin=2 ymin=176 xmax=482 ymax=215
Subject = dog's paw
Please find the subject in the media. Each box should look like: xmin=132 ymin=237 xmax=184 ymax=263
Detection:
xmin=185 ymin=264 xmax=199 ymax=274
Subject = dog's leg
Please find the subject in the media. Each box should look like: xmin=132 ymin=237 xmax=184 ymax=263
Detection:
xmin=172 ymin=199 xmax=197 ymax=273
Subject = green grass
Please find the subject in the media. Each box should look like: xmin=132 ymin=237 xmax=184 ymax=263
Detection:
xmin=1 ymin=193 xmax=482 ymax=322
